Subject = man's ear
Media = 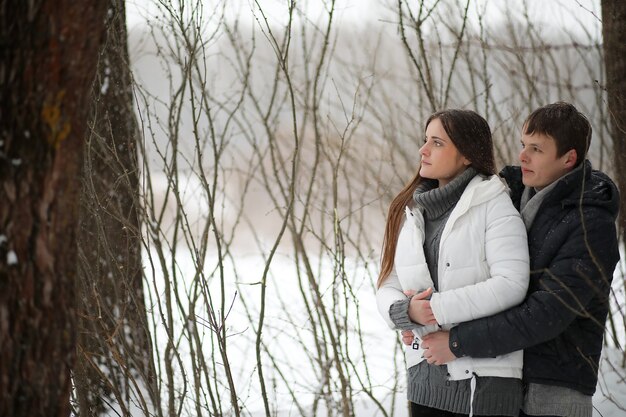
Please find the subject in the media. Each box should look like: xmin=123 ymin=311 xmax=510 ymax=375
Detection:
xmin=563 ymin=149 xmax=578 ymax=168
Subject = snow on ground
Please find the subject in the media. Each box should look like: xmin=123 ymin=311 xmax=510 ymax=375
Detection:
xmin=147 ymin=250 xmax=626 ymax=416
xmin=593 ymin=347 xmax=626 ymax=417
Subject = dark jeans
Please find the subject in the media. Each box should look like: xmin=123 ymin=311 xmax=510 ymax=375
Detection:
xmin=410 ymin=402 xmax=511 ymax=417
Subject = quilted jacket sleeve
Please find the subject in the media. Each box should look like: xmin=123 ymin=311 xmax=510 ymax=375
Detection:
xmin=449 ymin=205 xmax=618 ymax=358
xmin=376 ymin=267 xmax=407 ymax=329
xmin=376 ymin=267 xmax=441 ymax=338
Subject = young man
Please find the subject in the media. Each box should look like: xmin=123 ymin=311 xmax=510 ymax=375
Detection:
xmin=417 ymin=102 xmax=620 ymax=417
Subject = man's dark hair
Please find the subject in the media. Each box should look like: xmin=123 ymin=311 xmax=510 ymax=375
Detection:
xmin=523 ymin=101 xmax=591 ymax=166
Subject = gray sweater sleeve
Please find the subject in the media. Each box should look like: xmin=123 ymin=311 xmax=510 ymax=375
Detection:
xmin=389 ymin=296 xmax=420 ymax=330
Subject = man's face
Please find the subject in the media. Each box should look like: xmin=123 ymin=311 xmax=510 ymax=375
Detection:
xmin=519 ymin=132 xmax=576 ymax=190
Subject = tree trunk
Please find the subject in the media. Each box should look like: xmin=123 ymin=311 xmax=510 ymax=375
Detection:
xmin=602 ymin=0 xmax=626 ymax=367
xmin=602 ymin=1 xmax=626 ymax=239
xmin=74 ymin=1 xmax=157 ymax=415
xmin=0 ymin=2 xmax=107 ymax=416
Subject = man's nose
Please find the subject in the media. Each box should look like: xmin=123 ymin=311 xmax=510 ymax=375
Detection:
xmin=519 ymin=148 xmax=527 ymax=163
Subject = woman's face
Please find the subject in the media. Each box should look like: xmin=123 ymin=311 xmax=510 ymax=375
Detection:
xmin=419 ymin=118 xmax=470 ymax=187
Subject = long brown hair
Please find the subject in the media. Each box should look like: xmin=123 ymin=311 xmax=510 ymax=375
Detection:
xmin=377 ymin=169 xmax=424 ymax=287
xmin=377 ymin=109 xmax=495 ymax=287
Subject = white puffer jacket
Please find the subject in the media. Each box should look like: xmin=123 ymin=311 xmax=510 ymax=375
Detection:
xmin=377 ymin=174 xmax=529 ymax=381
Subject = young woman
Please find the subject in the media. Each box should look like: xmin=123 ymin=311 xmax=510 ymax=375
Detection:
xmin=376 ymin=109 xmax=529 ymax=417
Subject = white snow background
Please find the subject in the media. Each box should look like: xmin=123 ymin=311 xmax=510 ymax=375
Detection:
xmin=122 ymin=1 xmax=626 ymax=416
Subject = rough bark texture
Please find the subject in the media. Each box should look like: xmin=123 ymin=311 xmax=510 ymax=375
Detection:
xmin=0 ymin=2 xmax=107 ymax=416
xmin=74 ymin=1 xmax=156 ymax=415
xmin=602 ymin=0 xmax=626 ymax=240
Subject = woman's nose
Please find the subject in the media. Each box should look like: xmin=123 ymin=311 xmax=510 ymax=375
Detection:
xmin=419 ymin=143 xmax=429 ymax=155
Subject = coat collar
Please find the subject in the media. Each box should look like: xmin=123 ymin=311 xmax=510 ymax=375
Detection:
xmin=500 ymin=160 xmax=619 ymax=218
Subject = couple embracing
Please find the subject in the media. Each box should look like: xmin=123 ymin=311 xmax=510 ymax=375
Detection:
xmin=377 ymin=102 xmax=619 ymax=417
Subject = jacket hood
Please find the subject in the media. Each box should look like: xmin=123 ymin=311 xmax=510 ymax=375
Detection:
xmin=500 ymin=160 xmax=619 ymax=220
xmin=460 ymin=174 xmax=508 ymax=208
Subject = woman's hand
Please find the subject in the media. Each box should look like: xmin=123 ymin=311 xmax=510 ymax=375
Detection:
xmin=404 ymin=288 xmax=437 ymax=325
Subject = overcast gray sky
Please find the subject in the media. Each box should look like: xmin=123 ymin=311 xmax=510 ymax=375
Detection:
xmin=125 ymin=0 xmax=602 ymax=38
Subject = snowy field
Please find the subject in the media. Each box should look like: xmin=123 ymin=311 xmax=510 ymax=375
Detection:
xmin=144 ymin=249 xmax=626 ymax=417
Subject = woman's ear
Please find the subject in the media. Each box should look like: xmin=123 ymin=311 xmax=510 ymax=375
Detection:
xmin=463 ymin=157 xmax=471 ymax=166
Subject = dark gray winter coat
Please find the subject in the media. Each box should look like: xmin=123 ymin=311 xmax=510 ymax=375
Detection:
xmin=449 ymin=160 xmax=620 ymax=395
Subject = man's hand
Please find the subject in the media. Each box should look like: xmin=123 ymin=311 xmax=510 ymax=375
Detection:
xmin=421 ymin=331 xmax=456 ymax=365
xmin=404 ymin=288 xmax=437 ymax=325
xmin=401 ymin=330 xmax=414 ymax=346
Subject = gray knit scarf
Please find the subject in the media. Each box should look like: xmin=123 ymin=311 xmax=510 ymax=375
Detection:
xmin=519 ymin=162 xmax=584 ymax=230
xmin=413 ymin=167 xmax=478 ymax=219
